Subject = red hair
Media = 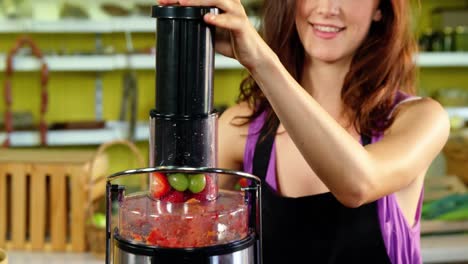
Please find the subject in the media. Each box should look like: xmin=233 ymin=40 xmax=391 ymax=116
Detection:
xmin=237 ymin=0 xmax=418 ymax=138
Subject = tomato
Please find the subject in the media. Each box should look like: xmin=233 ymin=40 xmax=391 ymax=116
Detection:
xmin=151 ymin=172 xmax=170 ymax=199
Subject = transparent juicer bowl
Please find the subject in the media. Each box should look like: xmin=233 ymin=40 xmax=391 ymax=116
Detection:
xmin=111 ymin=168 xmax=257 ymax=249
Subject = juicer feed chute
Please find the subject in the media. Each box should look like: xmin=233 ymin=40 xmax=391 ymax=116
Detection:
xmin=105 ymin=5 xmax=262 ymax=264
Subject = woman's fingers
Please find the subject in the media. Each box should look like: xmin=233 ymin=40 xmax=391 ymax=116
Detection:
xmin=216 ymin=40 xmax=235 ymax=58
xmin=158 ymin=0 xmax=246 ymax=21
xmin=180 ymin=0 xmax=243 ymax=16
xmin=156 ymin=0 xmax=260 ymax=67
xmin=157 ymin=0 xmax=180 ymax=5
xmin=204 ymin=13 xmax=246 ymax=35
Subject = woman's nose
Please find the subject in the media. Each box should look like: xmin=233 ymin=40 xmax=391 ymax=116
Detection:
xmin=315 ymin=0 xmax=340 ymax=16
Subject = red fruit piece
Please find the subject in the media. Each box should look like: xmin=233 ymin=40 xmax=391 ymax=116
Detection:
xmin=132 ymin=234 xmax=143 ymax=242
xmin=151 ymin=172 xmax=170 ymax=199
xmin=147 ymin=228 xmax=165 ymax=245
xmin=238 ymin=178 xmax=249 ymax=188
xmin=161 ymin=190 xmax=185 ymax=203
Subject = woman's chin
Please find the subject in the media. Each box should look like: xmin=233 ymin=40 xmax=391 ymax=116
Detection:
xmin=313 ymin=55 xmax=341 ymax=64
xmin=308 ymin=51 xmax=351 ymax=65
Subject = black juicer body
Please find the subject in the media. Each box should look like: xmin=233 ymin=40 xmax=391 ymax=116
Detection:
xmin=105 ymin=5 xmax=262 ymax=264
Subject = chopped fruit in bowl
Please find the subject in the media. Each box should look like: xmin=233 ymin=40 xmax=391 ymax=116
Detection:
xmin=161 ymin=190 xmax=185 ymax=203
xmin=119 ymin=190 xmax=248 ymax=248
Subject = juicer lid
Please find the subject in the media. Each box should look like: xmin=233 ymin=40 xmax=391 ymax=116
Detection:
xmin=152 ymin=5 xmax=219 ymax=19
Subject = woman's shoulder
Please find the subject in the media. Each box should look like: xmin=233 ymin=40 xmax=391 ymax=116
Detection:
xmin=219 ymin=101 xmax=255 ymax=127
xmin=217 ymin=102 xmax=254 ymax=170
xmin=387 ymin=95 xmax=450 ymax=146
xmin=393 ymin=95 xmax=448 ymax=124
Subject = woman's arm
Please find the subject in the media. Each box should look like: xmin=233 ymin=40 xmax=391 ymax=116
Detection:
xmin=251 ymin=55 xmax=450 ymax=207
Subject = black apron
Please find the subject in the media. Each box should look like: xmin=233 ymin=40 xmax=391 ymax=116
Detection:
xmin=252 ymin=125 xmax=391 ymax=264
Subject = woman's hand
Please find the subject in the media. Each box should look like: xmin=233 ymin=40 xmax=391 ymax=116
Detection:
xmin=157 ymin=0 xmax=271 ymax=71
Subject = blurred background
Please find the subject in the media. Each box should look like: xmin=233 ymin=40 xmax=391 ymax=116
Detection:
xmin=0 ymin=0 xmax=467 ymax=263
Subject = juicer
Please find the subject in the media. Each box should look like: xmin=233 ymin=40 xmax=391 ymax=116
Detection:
xmin=105 ymin=5 xmax=263 ymax=264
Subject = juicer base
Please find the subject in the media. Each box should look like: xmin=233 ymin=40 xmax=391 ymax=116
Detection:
xmin=113 ymin=233 xmax=257 ymax=264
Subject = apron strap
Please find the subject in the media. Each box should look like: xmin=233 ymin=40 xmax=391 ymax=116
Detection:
xmin=252 ymin=121 xmax=279 ymax=181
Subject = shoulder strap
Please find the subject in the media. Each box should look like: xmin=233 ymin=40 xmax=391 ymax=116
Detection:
xmin=252 ymin=122 xmax=279 ymax=180
xmin=361 ymin=134 xmax=372 ymax=146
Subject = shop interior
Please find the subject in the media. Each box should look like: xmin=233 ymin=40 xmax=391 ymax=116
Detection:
xmin=0 ymin=0 xmax=468 ymax=263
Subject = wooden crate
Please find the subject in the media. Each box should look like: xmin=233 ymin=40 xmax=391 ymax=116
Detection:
xmin=443 ymin=132 xmax=468 ymax=186
xmin=0 ymin=149 xmax=107 ymax=252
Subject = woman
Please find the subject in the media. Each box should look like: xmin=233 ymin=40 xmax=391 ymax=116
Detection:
xmin=159 ymin=0 xmax=449 ymax=263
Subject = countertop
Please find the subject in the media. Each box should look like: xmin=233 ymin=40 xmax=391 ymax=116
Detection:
xmin=7 ymin=251 xmax=103 ymax=264
xmin=421 ymin=233 xmax=468 ymax=263
xmin=4 ymin=233 xmax=468 ymax=264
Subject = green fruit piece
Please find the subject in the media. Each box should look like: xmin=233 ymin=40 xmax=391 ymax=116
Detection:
xmin=189 ymin=174 xmax=206 ymax=194
xmin=93 ymin=213 xmax=106 ymax=228
xmin=168 ymin=173 xmax=189 ymax=192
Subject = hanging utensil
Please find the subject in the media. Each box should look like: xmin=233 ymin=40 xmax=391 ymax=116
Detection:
xmin=119 ymin=31 xmax=138 ymax=141
xmin=3 ymin=35 xmax=49 ymax=147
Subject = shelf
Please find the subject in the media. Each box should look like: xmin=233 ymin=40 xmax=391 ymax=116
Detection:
xmin=126 ymin=54 xmax=242 ymax=70
xmin=0 ymin=53 xmax=243 ymax=71
xmin=0 ymin=121 xmax=150 ymax=147
xmin=0 ymin=17 xmax=155 ymax=33
xmin=0 ymin=16 xmax=466 ymax=69
xmin=445 ymin=107 xmax=468 ymax=118
xmin=2 ymin=107 xmax=465 ymax=147
xmin=1 ymin=52 xmax=467 ymax=72
xmin=417 ymin=52 xmax=468 ymax=67
xmin=0 ymin=16 xmax=260 ymax=34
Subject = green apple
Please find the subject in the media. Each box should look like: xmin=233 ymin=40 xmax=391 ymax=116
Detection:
xmin=92 ymin=213 xmax=106 ymax=228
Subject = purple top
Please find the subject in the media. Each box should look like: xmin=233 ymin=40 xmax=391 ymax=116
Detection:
xmin=243 ymin=92 xmax=423 ymax=264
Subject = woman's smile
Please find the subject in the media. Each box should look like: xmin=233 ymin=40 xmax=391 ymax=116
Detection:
xmin=311 ymin=23 xmax=345 ymax=40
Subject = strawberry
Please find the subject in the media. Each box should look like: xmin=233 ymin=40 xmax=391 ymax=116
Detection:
xmin=151 ymin=172 xmax=170 ymax=199
xmin=161 ymin=190 xmax=185 ymax=203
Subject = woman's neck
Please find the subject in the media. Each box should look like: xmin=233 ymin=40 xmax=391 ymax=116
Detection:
xmin=301 ymin=57 xmax=353 ymax=125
